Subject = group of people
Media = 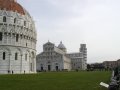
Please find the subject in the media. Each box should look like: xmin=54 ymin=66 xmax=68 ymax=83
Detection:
xmin=8 ymin=70 xmax=26 ymax=74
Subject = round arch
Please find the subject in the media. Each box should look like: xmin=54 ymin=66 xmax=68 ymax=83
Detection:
xmin=0 ymin=46 xmax=11 ymax=55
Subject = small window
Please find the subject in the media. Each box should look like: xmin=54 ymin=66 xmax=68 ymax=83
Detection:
xmin=26 ymin=43 xmax=27 ymax=47
xmin=24 ymin=21 xmax=26 ymax=26
xmin=14 ymin=18 xmax=16 ymax=23
xmin=3 ymin=16 xmax=6 ymax=22
xmin=15 ymin=53 xmax=18 ymax=60
xmin=16 ymin=34 xmax=19 ymax=42
xmin=25 ymin=54 xmax=27 ymax=61
xmin=0 ymin=32 xmax=2 ymax=41
xmin=3 ymin=52 xmax=5 ymax=60
xmin=20 ymin=34 xmax=22 ymax=39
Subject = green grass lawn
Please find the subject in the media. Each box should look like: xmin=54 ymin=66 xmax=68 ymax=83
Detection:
xmin=0 ymin=71 xmax=111 ymax=90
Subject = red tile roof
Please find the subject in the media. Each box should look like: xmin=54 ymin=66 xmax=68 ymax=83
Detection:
xmin=0 ymin=0 xmax=25 ymax=15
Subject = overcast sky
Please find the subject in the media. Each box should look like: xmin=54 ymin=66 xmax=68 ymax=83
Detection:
xmin=17 ymin=0 xmax=120 ymax=63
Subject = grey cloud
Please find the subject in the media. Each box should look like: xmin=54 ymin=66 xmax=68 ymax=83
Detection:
xmin=18 ymin=0 xmax=120 ymax=63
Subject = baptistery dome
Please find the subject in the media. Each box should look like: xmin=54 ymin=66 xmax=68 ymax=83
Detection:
xmin=0 ymin=0 xmax=25 ymax=15
xmin=0 ymin=0 xmax=37 ymax=74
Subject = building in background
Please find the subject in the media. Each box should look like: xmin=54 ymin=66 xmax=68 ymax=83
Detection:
xmin=0 ymin=0 xmax=37 ymax=74
xmin=103 ymin=61 xmax=117 ymax=69
xmin=67 ymin=44 xmax=87 ymax=70
xmin=103 ymin=59 xmax=120 ymax=69
xmin=36 ymin=41 xmax=87 ymax=71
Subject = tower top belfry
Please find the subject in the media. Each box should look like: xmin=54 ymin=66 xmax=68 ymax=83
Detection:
xmin=80 ymin=44 xmax=87 ymax=61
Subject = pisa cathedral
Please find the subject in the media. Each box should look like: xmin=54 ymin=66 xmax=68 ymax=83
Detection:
xmin=0 ymin=0 xmax=87 ymax=74
xmin=36 ymin=41 xmax=87 ymax=71
xmin=0 ymin=0 xmax=37 ymax=74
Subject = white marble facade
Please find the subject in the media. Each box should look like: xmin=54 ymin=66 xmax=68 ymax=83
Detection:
xmin=36 ymin=42 xmax=87 ymax=71
xmin=0 ymin=1 xmax=37 ymax=74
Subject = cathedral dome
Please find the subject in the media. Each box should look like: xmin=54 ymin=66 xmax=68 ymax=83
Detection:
xmin=58 ymin=41 xmax=66 ymax=49
xmin=0 ymin=0 xmax=25 ymax=15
